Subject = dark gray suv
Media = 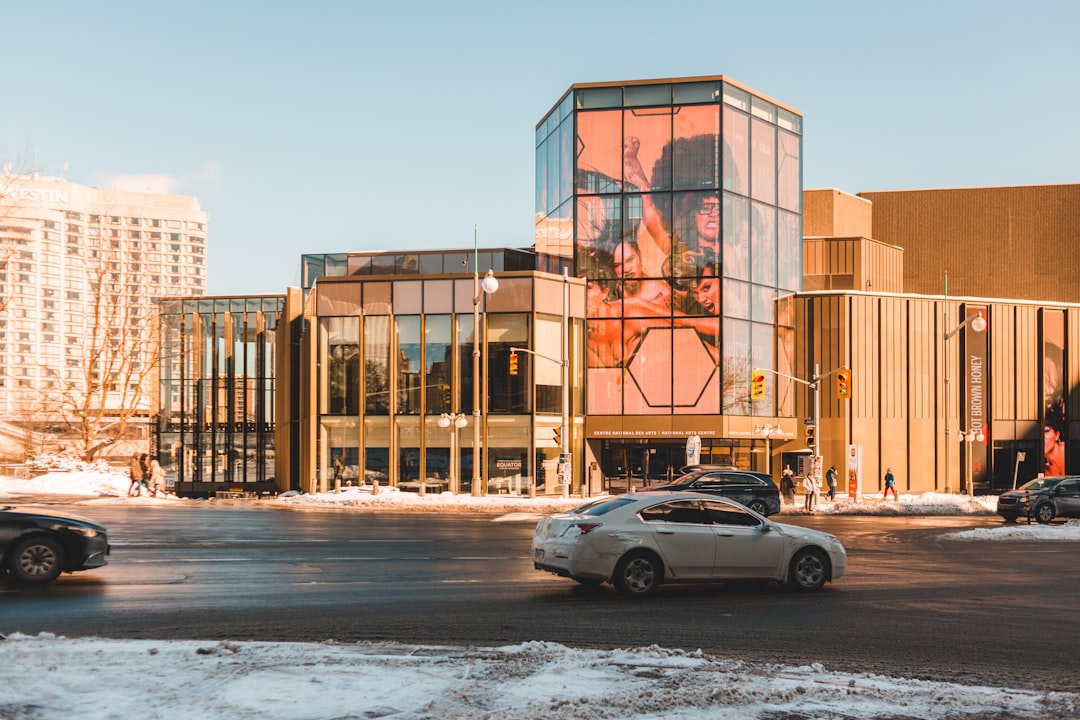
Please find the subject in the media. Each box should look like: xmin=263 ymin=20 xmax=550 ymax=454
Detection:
xmin=997 ymin=476 xmax=1080 ymax=524
xmin=639 ymin=467 xmax=781 ymax=516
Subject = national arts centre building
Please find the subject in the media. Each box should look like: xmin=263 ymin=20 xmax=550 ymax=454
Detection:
xmin=154 ymin=75 xmax=1079 ymax=498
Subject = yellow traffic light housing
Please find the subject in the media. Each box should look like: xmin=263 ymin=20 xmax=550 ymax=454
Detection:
xmin=750 ymin=369 xmax=766 ymax=401
xmin=806 ymin=425 xmax=816 ymax=447
xmin=836 ymin=369 xmax=852 ymax=399
xmin=509 ymin=351 xmax=519 ymax=376
xmin=553 ymin=427 xmax=561 ymax=446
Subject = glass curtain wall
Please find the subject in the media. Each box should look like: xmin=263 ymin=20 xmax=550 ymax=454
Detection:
xmin=156 ymin=297 xmax=283 ymax=497
xmin=535 ymin=79 xmax=800 ymax=421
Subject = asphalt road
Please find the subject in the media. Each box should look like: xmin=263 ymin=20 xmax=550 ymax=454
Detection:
xmin=2 ymin=503 xmax=1078 ymax=693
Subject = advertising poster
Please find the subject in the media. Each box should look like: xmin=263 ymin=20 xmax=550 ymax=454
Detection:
xmin=1042 ymin=309 xmax=1066 ymax=476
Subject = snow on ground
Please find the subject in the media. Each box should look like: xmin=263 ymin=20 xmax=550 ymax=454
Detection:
xmin=2 ymin=634 xmax=1078 ymax=720
xmin=3 ymin=461 xmax=1080 ymax=718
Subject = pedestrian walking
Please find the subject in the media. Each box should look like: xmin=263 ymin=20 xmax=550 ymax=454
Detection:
xmin=826 ymin=465 xmax=838 ymax=501
xmin=127 ymin=453 xmax=145 ymax=497
xmin=780 ymin=465 xmax=796 ymax=506
xmin=148 ymin=456 xmax=167 ymax=498
xmin=883 ymin=467 xmax=897 ymax=501
xmin=802 ymin=473 xmax=819 ymax=512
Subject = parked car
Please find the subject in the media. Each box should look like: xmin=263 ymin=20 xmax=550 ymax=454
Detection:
xmin=532 ymin=492 xmax=846 ymax=597
xmin=997 ymin=476 xmax=1080 ymax=524
xmin=640 ymin=466 xmax=781 ymax=516
xmin=0 ymin=506 xmax=110 ymax=585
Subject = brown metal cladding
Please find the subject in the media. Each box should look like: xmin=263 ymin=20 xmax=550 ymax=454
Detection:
xmin=797 ymin=290 xmax=1078 ymax=493
xmin=858 ymin=185 xmax=1080 ymax=303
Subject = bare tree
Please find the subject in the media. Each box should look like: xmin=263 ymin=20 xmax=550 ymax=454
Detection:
xmin=38 ymin=213 xmax=158 ymax=461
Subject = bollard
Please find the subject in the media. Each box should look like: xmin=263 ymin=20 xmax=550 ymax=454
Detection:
xmin=372 ymin=479 xmax=379 ymax=495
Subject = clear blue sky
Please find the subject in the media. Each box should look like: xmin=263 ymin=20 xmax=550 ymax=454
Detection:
xmin=3 ymin=1 xmax=1076 ymax=295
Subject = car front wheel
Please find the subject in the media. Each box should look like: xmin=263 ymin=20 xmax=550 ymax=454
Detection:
xmin=1035 ymin=503 xmax=1056 ymax=524
xmin=788 ymin=547 xmax=828 ymax=592
xmin=613 ymin=551 xmax=663 ymax=598
xmin=10 ymin=536 xmax=66 ymax=585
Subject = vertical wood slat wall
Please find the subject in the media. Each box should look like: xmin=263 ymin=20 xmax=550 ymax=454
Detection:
xmin=799 ymin=292 xmax=1077 ymax=493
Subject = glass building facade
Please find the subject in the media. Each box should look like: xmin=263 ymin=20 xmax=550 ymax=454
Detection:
xmin=296 ymin=250 xmax=584 ymax=496
xmin=155 ymin=296 xmax=284 ymax=496
xmin=534 ymin=76 xmax=803 ymax=483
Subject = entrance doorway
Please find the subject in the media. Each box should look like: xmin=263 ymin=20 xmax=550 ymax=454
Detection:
xmin=595 ymin=438 xmax=759 ymax=494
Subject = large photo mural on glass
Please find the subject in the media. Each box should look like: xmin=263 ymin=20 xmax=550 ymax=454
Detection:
xmin=577 ymin=100 xmax=779 ymax=416
xmin=1043 ymin=309 xmax=1066 ymax=476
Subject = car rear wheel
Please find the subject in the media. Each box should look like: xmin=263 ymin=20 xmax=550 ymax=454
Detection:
xmin=748 ymin=500 xmax=768 ymax=516
xmin=1035 ymin=503 xmax=1056 ymax=524
xmin=787 ymin=547 xmax=828 ymax=592
xmin=9 ymin=536 xmax=65 ymax=585
xmin=613 ymin=550 xmax=663 ymax=598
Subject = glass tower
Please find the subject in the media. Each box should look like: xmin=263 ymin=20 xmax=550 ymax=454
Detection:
xmin=535 ymin=77 xmax=802 ymax=420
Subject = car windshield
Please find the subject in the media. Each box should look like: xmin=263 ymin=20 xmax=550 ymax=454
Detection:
xmin=569 ymin=497 xmax=637 ymax=516
xmin=1017 ymin=477 xmax=1064 ymax=492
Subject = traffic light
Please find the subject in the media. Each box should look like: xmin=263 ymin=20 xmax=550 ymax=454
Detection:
xmin=836 ymin=369 xmax=851 ymax=399
xmin=750 ymin=369 xmax=766 ymax=401
xmin=806 ymin=425 xmax=816 ymax=447
xmin=552 ymin=427 xmax=561 ymax=446
xmin=509 ymin=351 xmax=519 ymax=376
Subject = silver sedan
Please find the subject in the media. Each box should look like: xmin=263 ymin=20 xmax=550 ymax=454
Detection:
xmin=532 ymin=492 xmax=846 ymax=597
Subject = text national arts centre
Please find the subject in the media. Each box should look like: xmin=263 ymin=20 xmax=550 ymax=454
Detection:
xmin=3 ymin=75 xmax=1077 ymax=501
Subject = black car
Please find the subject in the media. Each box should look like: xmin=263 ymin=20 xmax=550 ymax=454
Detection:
xmin=997 ymin=476 xmax=1080 ymax=524
xmin=639 ymin=467 xmax=781 ymax=516
xmin=0 ymin=506 xmax=110 ymax=585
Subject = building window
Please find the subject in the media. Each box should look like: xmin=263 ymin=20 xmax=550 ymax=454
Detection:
xmin=321 ymin=317 xmax=359 ymax=415
xmin=364 ymin=316 xmax=390 ymax=415
xmin=395 ymin=316 xmax=422 ymax=414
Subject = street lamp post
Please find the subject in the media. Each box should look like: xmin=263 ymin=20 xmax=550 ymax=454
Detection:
xmin=438 ymin=412 xmax=468 ymax=495
xmin=958 ymin=428 xmax=985 ymax=497
xmin=754 ymin=423 xmax=777 ymax=475
xmin=471 ymin=227 xmax=498 ymax=497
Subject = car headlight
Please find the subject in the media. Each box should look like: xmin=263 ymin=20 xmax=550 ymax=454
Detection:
xmin=52 ymin=524 xmax=99 ymax=537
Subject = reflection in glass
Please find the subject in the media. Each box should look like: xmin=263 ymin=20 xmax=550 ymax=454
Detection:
xmin=396 ymin=316 xmax=421 ymax=414
xmin=751 ymin=202 xmax=776 ymax=287
xmin=723 ymin=194 xmax=749 ymax=281
xmin=323 ymin=317 xmax=359 ymax=415
xmin=723 ymin=318 xmax=751 ymax=415
xmin=424 ymin=315 xmax=452 ymax=415
xmin=750 ymin=118 xmax=776 ymax=204
xmin=364 ymin=316 xmax=390 ymax=415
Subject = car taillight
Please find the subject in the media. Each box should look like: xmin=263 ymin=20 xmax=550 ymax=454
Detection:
xmin=572 ymin=522 xmax=602 ymax=535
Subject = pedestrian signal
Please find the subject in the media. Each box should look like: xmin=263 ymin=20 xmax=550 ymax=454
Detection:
xmin=509 ymin=351 xmax=519 ymax=376
xmin=806 ymin=425 xmax=816 ymax=447
xmin=553 ymin=427 xmax=562 ymax=446
xmin=750 ymin=369 xmax=766 ymax=401
xmin=836 ymin=369 xmax=851 ymax=399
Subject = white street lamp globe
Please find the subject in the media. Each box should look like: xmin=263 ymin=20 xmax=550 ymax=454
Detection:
xmin=481 ymin=269 xmax=499 ymax=295
xmin=438 ymin=415 xmax=450 ymax=428
xmin=975 ymin=431 xmax=985 ymax=443
xmin=971 ymin=313 xmax=987 ymax=333
xmin=454 ymin=415 xmax=467 ymax=428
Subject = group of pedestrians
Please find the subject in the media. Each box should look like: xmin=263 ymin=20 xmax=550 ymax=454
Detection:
xmin=781 ymin=464 xmax=900 ymax=511
xmin=127 ymin=453 xmax=167 ymax=498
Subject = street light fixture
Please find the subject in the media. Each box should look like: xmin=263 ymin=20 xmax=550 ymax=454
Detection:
xmin=471 ymin=228 xmax=498 ymax=497
xmin=754 ymin=423 xmax=777 ymax=475
xmin=438 ymin=412 xmax=468 ymax=495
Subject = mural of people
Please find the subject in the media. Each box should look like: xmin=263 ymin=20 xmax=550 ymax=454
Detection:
xmin=1042 ymin=311 xmax=1066 ymax=476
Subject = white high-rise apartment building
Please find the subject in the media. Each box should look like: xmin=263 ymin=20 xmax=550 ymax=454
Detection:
xmin=0 ymin=174 xmax=207 ymax=420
